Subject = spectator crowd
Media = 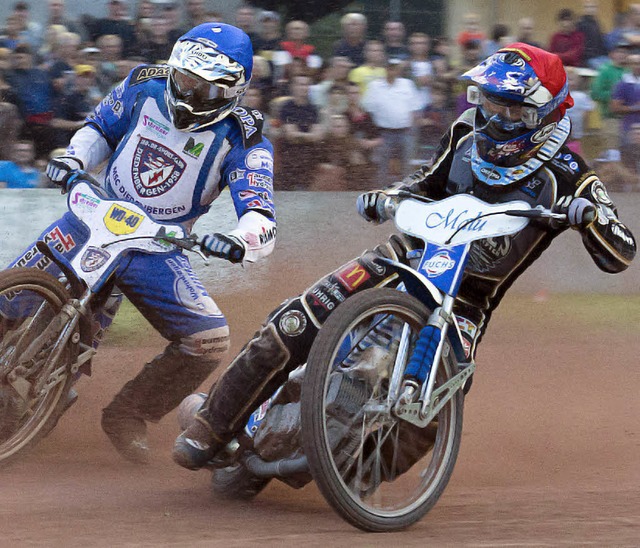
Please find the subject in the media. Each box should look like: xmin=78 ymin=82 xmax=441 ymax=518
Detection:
xmin=1 ymin=0 xmax=640 ymax=191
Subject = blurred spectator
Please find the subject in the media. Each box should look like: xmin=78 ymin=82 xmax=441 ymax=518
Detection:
xmin=565 ymin=67 xmax=596 ymax=155
xmin=138 ymin=7 xmax=174 ymax=63
xmin=595 ymin=147 xmax=638 ymax=192
xmin=382 ymin=21 xmax=408 ymax=60
xmin=362 ymin=58 xmax=423 ymax=184
xmin=51 ymin=64 xmax=97 ymax=148
xmin=610 ymin=53 xmax=640 ymax=150
xmin=4 ymin=44 xmax=56 ymax=160
xmin=310 ymin=55 xmax=353 ymax=109
xmin=430 ymin=36 xmax=457 ymax=108
xmin=90 ymin=0 xmax=138 ymax=58
xmin=407 ymin=32 xmax=433 ymax=109
xmin=515 ymin=17 xmax=541 ymax=48
xmin=11 ymin=2 xmax=43 ymax=52
xmin=348 ymin=40 xmax=386 ymax=95
xmin=548 ymin=8 xmax=585 ymax=67
xmin=416 ymin=83 xmax=453 ymax=162
xmin=279 ymin=21 xmax=319 ymax=64
xmin=332 ymin=12 xmax=368 ymax=67
xmin=132 ymin=0 xmax=155 ymax=47
xmin=619 ymin=122 xmax=640 ymax=189
xmin=619 ymin=3 xmax=640 ymax=49
xmin=483 ymin=24 xmax=511 ymax=58
xmin=312 ymin=114 xmax=371 ymax=190
xmin=250 ymin=55 xmax=276 ymax=105
xmin=457 ymin=12 xmax=485 ymax=48
xmin=344 ymin=82 xmax=381 ymax=170
xmin=39 ymin=24 xmax=68 ymax=65
xmin=318 ymin=84 xmax=348 ymax=130
xmin=46 ymin=31 xmax=82 ymax=97
xmin=234 ymin=4 xmax=258 ymax=43
xmin=576 ymin=0 xmax=609 ymax=70
xmin=183 ymin=0 xmax=207 ymax=29
xmin=454 ymin=39 xmax=483 ymax=115
xmin=0 ymin=140 xmax=42 ymax=188
xmin=161 ymin=1 xmax=185 ymax=43
xmin=253 ymin=11 xmax=282 ymax=61
xmin=95 ymin=34 xmax=124 ymax=94
xmin=47 ymin=0 xmax=84 ymax=38
xmin=591 ymin=40 xmax=629 ymax=120
xmin=0 ymin=75 xmax=22 ymax=160
xmin=0 ymin=14 xmax=22 ymax=51
xmin=277 ymin=74 xmax=324 ymax=189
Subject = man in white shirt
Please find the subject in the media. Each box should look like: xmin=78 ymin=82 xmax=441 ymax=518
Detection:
xmin=361 ymin=58 xmax=424 ymax=184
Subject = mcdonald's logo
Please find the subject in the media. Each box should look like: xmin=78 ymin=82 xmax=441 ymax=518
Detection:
xmin=335 ymin=261 xmax=371 ymax=291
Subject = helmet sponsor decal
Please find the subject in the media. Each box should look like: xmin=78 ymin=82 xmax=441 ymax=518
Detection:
xmin=531 ymin=123 xmax=557 ymax=143
xmin=131 ymin=65 xmax=170 ymax=85
xmin=245 ymin=148 xmax=273 ymax=171
xmin=80 ymin=246 xmax=111 ymax=272
xmin=279 ymin=310 xmax=307 ymax=336
xmin=132 ymin=137 xmax=186 ymax=198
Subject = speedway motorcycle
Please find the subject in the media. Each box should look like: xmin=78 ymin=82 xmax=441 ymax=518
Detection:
xmin=180 ymin=190 xmax=567 ymax=532
xmin=0 ymin=173 xmax=211 ymax=464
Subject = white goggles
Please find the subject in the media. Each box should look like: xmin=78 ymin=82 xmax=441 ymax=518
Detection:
xmin=467 ymin=86 xmax=539 ymax=128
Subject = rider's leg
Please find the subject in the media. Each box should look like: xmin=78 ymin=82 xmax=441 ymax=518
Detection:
xmin=173 ymin=235 xmax=414 ymax=470
xmin=102 ymin=251 xmax=229 ymax=464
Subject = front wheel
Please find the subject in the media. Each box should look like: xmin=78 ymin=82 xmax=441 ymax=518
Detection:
xmin=301 ymin=288 xmax=464 ymax=532
xmin=0 ymin=268 xmax=77 ymax=465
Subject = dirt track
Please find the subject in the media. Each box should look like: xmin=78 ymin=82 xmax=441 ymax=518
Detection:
xmin=1 ymin=293 xmax=639 ymax=546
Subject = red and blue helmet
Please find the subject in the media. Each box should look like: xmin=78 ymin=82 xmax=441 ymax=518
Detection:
xmin=461 ymin=43 xmax=574 ymax=173
xmin=166 ymin=23 xmax=253 ymax=131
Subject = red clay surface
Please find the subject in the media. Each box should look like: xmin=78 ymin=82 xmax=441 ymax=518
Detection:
xmin=1 ymin=292 xmax=639 ymax=547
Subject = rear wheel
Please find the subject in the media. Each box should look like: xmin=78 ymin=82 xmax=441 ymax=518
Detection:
xmin=0 ymin=268 xmax=77 ymax=465
xmin=302 ymin=288 xmax=464 ymax=532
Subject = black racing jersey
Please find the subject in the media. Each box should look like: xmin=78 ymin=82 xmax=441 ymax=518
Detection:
xmin=396 ymin=110 xmax=636 ymax=356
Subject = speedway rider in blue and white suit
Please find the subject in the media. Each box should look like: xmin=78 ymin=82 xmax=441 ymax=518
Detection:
xmin=32 ymin=23 xmax=276 ymax=463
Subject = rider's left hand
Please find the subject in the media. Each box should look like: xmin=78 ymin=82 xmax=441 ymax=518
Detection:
xmin=561 ymin=197 xmax=598 ymax=230
xmin=201 ymin=233 xmax=246 ymax=263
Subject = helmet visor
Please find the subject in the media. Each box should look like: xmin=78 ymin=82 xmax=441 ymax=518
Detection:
xmin=467 ymin=86 xmax=538 ymax=128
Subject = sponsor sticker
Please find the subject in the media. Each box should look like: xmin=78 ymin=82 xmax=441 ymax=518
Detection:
xmin=80 ymin=246 xmax=111 ymax=272
xmin=104 ymin=204 xmax=144 ymax=235
xmin=131 ymin=137 xmax=186 ymax=197
xmin=245 ymin=148 xmax=273 ymax=171
xmin=335 ymin=261 xmax=371 ymax=291
xmin=422 ymin=250 xmax=456 ymax=277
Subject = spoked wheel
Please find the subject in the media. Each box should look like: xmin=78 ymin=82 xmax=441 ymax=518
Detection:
xmin=301 ymin=288 xmax=464 ymax=532
xmin=0 ymin=268 xmax=77 ymax=465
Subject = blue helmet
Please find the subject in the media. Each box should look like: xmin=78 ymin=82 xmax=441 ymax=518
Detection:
xmin=461 ymin=43 xmax=573 ymax=174
xmin=166 ymin=23 xmax=253 ymax=131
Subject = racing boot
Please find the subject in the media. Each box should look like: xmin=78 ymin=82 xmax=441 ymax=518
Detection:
xmin=102 ymin=343 xmax=221 ymax=464
xmin=172 ymin=416 xmax=228 ymax=470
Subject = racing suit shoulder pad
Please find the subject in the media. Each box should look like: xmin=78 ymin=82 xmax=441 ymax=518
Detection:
xmin=230 ymin=106 xmax=266 ymax=149
xmin=129 ymin=64 xmax=170 ymax=86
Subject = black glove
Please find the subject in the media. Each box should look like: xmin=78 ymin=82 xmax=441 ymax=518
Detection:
xmin=356 ymin=191 xmax=388 ymax=224
xmin=46 ymin=156 xmax=84 ymax=190
xmin=201 ymin=233 xmax=246 ymax=263
xmin=557 ymin=197 xmax=597 ymax=230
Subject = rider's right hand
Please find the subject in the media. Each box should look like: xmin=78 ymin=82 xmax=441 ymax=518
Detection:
xmin=357 ymin=191 xmax=388 ymax=224
xmin=46 ymin=156 xmax=84 ymax=189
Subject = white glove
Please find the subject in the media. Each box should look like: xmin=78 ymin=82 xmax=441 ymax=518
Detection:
xmin=46 ymin=156 xmax=84 ymax=188
xmin=556 ymin=197 xmax=597 ymax=230
xmin=201 ymin=233 xmax=246 ymax=263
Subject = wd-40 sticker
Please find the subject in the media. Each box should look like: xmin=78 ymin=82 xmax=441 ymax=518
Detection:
xmin=104 ymin=204 xmax=144 ymax=235
xmin=132 ymin=137 xmax=186 ymax=198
